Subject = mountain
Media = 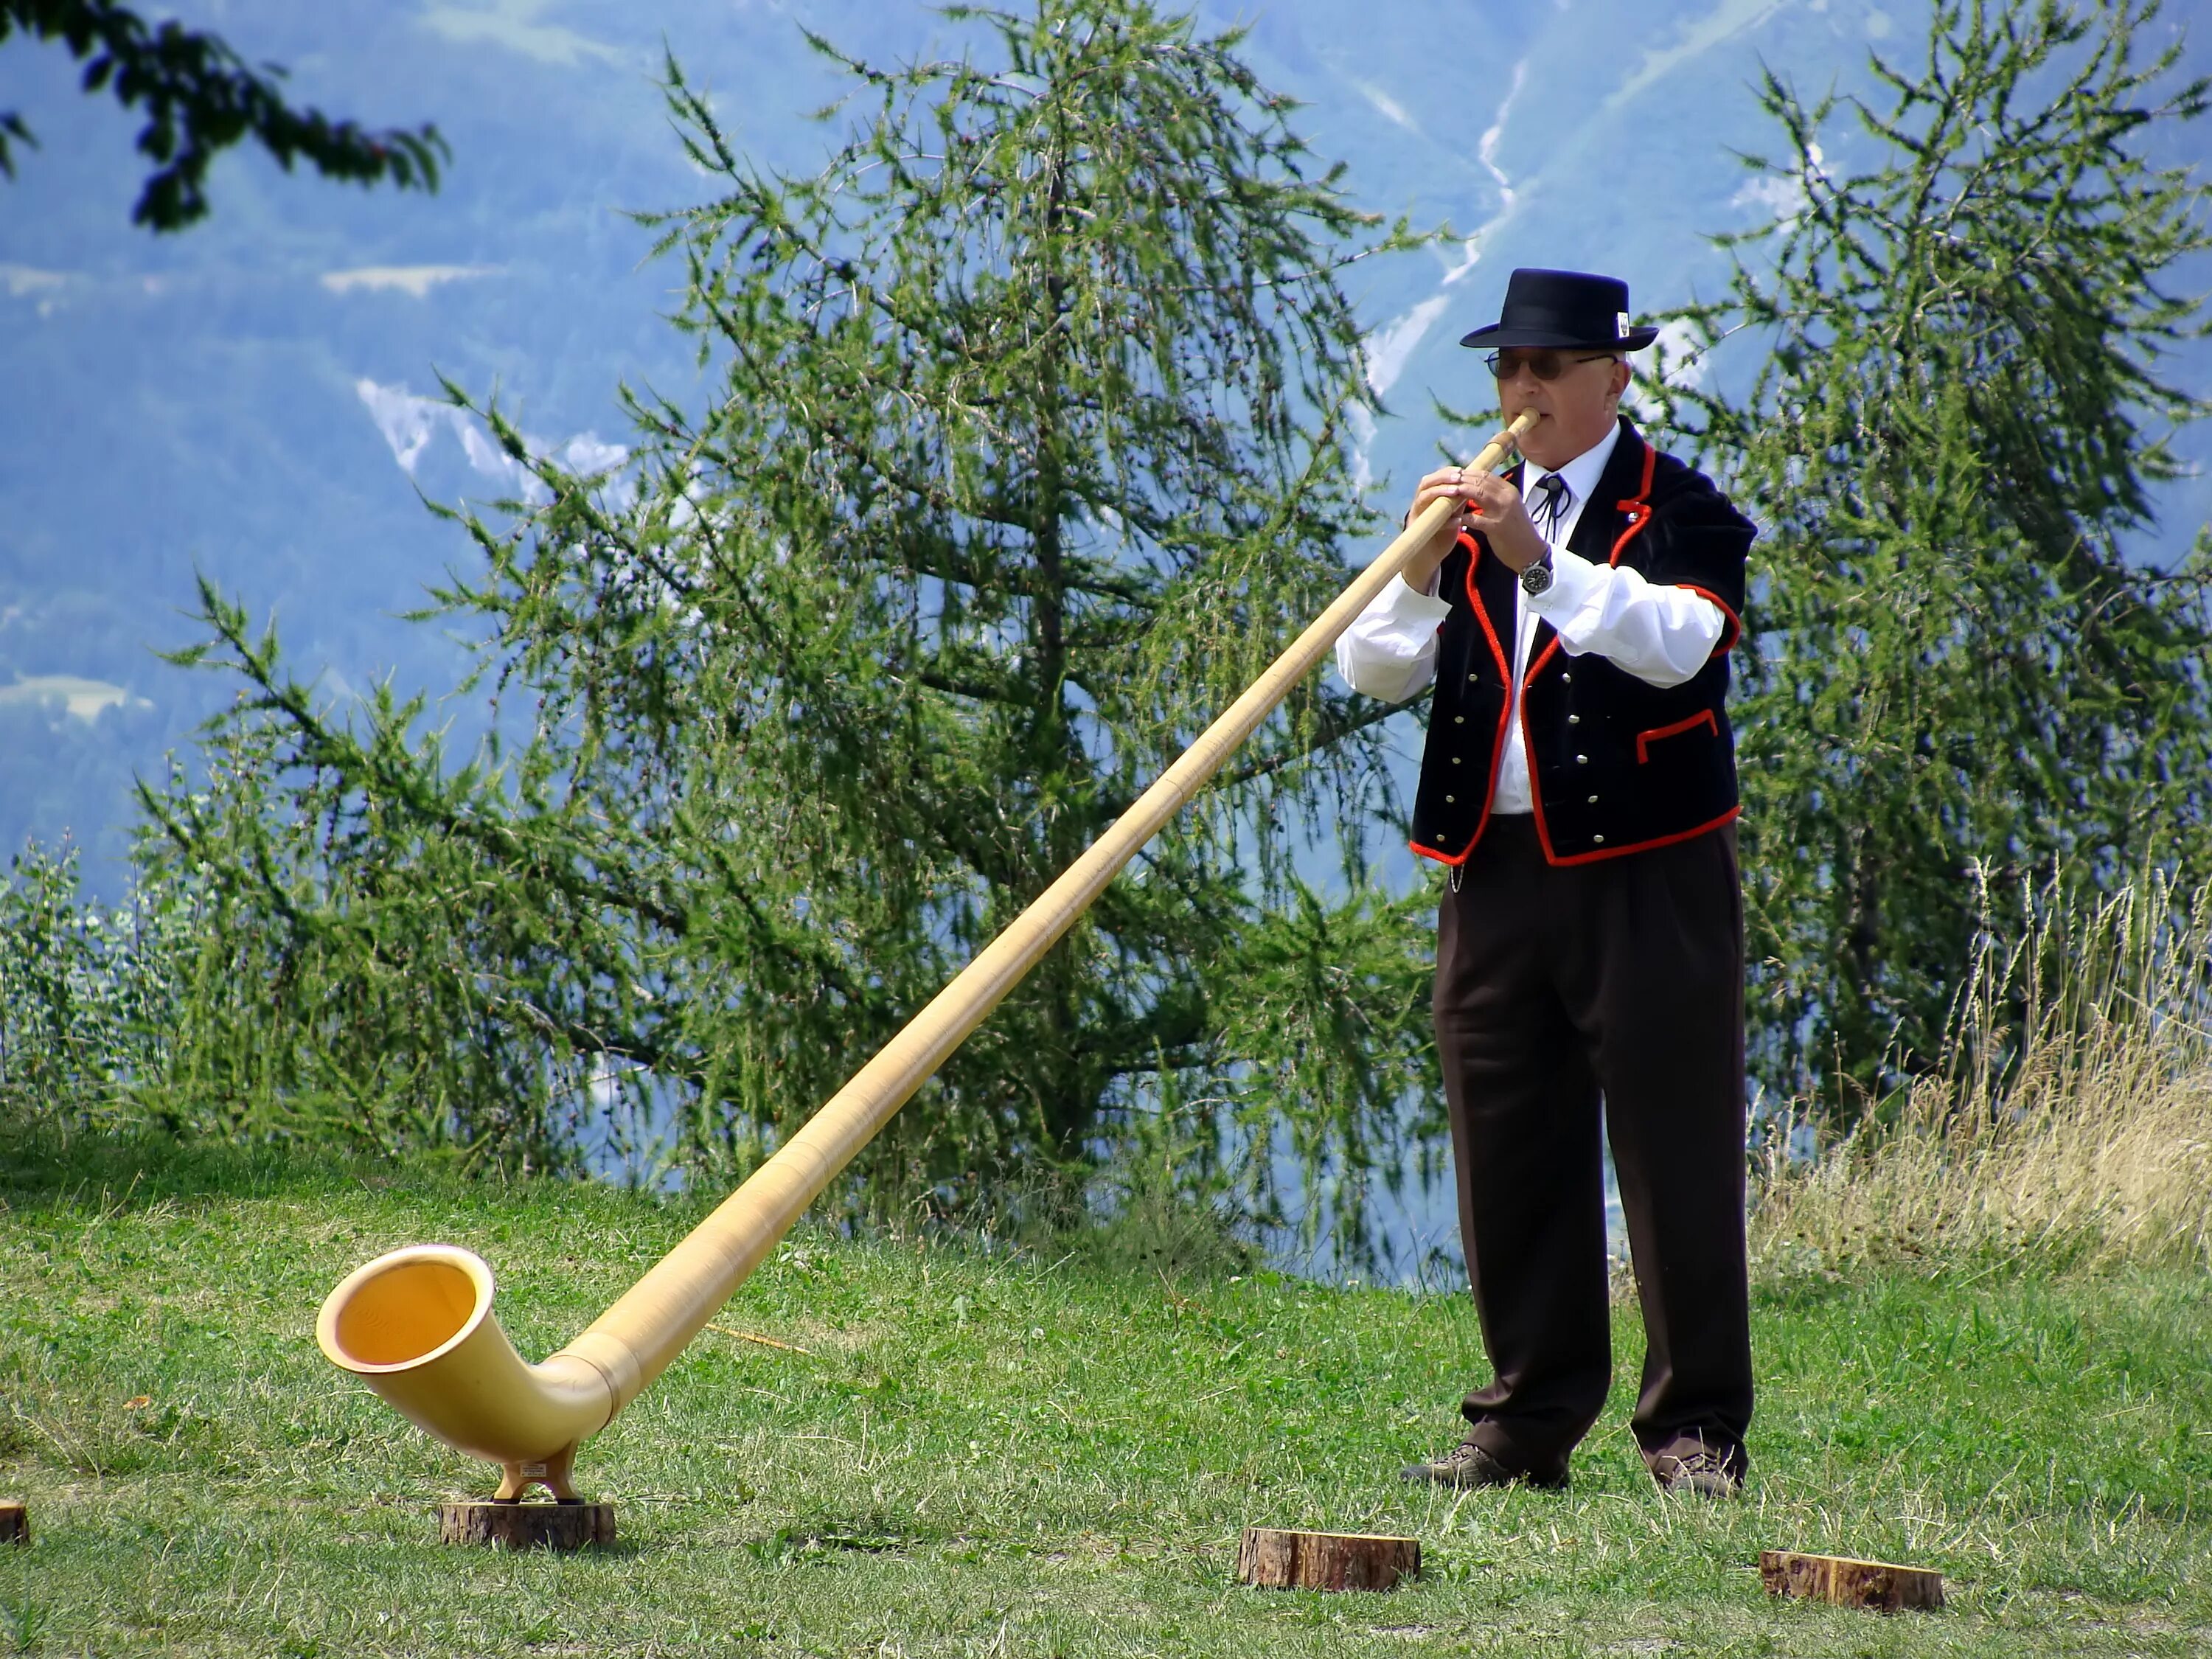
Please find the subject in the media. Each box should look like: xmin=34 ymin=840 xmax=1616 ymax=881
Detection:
xmin=3 ymin=0 xmax=2207 ymax=891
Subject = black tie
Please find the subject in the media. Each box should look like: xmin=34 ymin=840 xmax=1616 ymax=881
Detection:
xmin=1531 ymin=472 xmax=1569 ymax=540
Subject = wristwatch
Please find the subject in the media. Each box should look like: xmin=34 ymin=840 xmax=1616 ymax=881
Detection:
xmin=1520 ymin=551 xmax=1556 ymax=598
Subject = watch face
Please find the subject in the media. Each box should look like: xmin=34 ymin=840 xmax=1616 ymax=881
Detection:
xmin=1521 ymin=562 xmax=1554 ymax=596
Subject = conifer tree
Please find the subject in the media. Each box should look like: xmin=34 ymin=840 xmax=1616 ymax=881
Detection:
xmin=1659 ymin=0 xmax=2212 ymax=1107
xmin=154 ymin=0 xmax=1435 ymax=1233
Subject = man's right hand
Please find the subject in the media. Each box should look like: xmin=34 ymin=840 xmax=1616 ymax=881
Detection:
xmin=1400 ymin=429 xmax=1537 ymax=589
xmin=1399 ymin=465 xmax=1482 ymax=594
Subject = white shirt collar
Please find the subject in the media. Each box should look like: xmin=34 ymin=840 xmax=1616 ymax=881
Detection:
xmin=1529 ymin=418 xmax=1624 ymax=518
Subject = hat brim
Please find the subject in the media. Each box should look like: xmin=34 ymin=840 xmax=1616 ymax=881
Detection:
xmin=1458 ymin=322 xmax=1660 ymax=353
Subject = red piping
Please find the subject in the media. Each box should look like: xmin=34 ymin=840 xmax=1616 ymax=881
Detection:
xmin=1681 ymin=584 xmax=1743 ymax=655
xmin=1408 ymin=532 xmax=1518 ymax=868
xmin=1413 ymin=439 xmax=1736 ymax=870
xmin=1635 ymin=709 xmax=1719 ymax=764
xmin=1539 ymin=804 xmax=1742 ymax=868
xmin=1521 ymin=437 xmax=1661 ymax=688
xmin=1607 ymin=442 xmax=1660 ymax=568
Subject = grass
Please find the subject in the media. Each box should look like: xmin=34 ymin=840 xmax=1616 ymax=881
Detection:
xmin=2 ymin=1136 xmax=2208 ymax=1656
xmin=1752 ymin=875 xmax=2212 ymax=1278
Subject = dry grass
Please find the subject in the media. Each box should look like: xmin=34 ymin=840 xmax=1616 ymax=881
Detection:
xmin=1753 ymin=872 xmax=2212 ymax=1275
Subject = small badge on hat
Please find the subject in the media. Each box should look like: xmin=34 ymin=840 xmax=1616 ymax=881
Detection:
xmin=1617 ymin=311 xmax=1632 ymax=340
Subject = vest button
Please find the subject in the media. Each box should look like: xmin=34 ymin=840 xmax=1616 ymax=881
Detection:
xmin=1576 ymin=754 xmax=1588 ymax=765
xmin=1454 ymin=715 xmax=1465 ymax=725
xmin=1560 ymin=672 xmax=1571 ymax=684
xmin=1444 ymin=794 xmax=1456 ymax=804
xmin=1568 ymin=714 xmax=1580 ymax=725
xmin=1592 ymin=834 xmax=1606 ymax=845
xmin=1452 ymin=756 xmax=1461 ymax=765
xmin=1587 ymin=794 xmax=1599 ymax=804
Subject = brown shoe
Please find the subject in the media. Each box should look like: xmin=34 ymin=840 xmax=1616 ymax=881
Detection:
xmin=1649 ymin=1436 xmax=1746 ymax=1499
xmin=1400 ymin=1440 xmax=1568 ymax=1491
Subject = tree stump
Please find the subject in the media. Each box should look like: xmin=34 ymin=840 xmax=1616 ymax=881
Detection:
xmin=437 ymin=1500 xmax=614 ymax=1551
xmin=1759 ymin=1550 xmax=1943 ymax=1611
xmin=0 ymin=1503 xmax=25 ymax=1546
xmin=1235 ymin=1527 xmax=1419 ymax=1592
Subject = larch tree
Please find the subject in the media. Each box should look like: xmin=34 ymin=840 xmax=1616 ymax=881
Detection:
xmin=150 ymin=0 xmax=1439 ymax=1246
xmin=1657 ymin=0 xmax=2212 ymax=1110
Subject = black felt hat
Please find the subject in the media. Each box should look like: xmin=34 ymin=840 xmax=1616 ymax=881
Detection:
xmin=1457 ymin=268 xmax=1659 ymax=353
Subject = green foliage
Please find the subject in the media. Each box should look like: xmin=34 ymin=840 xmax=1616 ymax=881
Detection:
xmin=138 ymin=0 xmax=1441 ymax=1248
xmin=0 ymin=731 xmax=588 ymax=1169
xmin=0 ymin=837 xmax=177 ymax=1135
xmin=0 ymin=0 xmax=446 ymax=229
xmin=1657 ymin=0 xmax=2212 ymax=1105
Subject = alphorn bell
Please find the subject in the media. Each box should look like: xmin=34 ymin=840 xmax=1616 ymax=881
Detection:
xmin=317 ymin=410 xmax=1543 ymax=1500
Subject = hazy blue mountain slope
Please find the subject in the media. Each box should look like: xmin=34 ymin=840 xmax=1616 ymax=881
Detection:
xmin=1 ymin=0 xmax=2205 ymax=890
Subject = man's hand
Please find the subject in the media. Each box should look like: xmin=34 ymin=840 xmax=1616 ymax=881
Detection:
xmin=1399 ymin=445 xmax=1550 ymax=591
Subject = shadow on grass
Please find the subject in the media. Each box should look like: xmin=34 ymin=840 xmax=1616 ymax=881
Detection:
xmin=0 ymin=1117 xmax=446 ymax=1214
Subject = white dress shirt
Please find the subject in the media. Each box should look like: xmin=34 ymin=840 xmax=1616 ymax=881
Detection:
xmin=1334 ymin=423 xmax=1725 ymax=814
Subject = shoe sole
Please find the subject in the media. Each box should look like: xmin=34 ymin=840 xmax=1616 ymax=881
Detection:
xmin=1399 ymin=1464 xmax=1568 ymax=1492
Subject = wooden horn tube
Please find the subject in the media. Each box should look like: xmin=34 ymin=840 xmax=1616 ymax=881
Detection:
xmin=318 ymin=411 xmax=1542 ymax=1486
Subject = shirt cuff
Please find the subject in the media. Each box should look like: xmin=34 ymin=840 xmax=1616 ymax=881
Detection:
xmin=1382 ymin=570 xmax=1453 ymax=621
xmin=1523 ymin=543 xmax=1600 ymax=620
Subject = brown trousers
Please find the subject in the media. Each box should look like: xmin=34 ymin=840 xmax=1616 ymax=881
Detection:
xmin=1433 ymin=815 xmax=1752 ymax=1484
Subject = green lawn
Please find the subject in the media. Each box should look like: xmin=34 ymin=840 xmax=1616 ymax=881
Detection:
xmin=1 ymin=1141 xmax=2207 ymax=1656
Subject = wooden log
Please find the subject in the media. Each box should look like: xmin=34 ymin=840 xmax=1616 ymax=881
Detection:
xmin=1236 ymin=1527 xmax=1419 ymax=1593
xmin=1759 ymin=1550 xmax=1944 ymax=1611
xmin=437 ymin=1500 xmax=614 ymax=1551
xmin=0 ymin=1502 xmax=25 ymax=1546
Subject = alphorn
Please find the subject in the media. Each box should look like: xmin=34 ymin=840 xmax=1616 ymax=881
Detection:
xmin=317 ymin=409 xmax=1542 ymax=1500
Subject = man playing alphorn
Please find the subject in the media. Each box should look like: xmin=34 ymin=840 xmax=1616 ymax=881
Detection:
xmin=1337 ymin=268 xmax=1756 ymax=1497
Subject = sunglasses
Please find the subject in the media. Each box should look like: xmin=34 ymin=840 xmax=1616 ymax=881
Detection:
xmin=1484 ymin=349 xmax=1620 ymax=382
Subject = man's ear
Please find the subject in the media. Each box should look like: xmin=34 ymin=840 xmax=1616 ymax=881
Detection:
xmin=1609 ymin=358 xmax=1633 ymax=401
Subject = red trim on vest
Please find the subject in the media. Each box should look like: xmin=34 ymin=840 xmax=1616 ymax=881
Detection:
xmin=1412 ymin=438 xmax=1727 ymax=872
xmin=1520 ymin=438 xmax=1661 ymax=688
xmin=1608 ymin=443 xmax=1660 ymax=568
xmin=1461 ymin=529 xmax=1512 ymax=684
xmin=1681 ymin=584 xmax=1743 ymax=654
xmin=1535 ymin=802 xmax=1742 ymax=867
xmin=1635 ymin=708 xmax=1719 ymax=764
xmin=1425 ymin=805 xmax=1742 ymax=870
xmin=1410 ymin=835 xmax=1466 ymax=866
xmin=1405 ymin=532 xmax=1518 ymax=867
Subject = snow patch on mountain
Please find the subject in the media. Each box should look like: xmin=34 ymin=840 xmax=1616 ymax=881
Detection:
xmin=357 ymin=380 xmax=456 ymax=473
xmin=1439 ymin=237 xmax=1482 ymax=287
xmin=417 ymin=0 xmax=627 ymax=67
xmin=1478 ymin=58 xmax=1528 ymax=218
xmin=1731 ymin=142 xmax=1826 ymax=233
xmin=355 ymin=378 xmax=631 ymax=506
xmin=0 ymin=675 xmax=150 ymax=723
xmin=1347 ymin=404 xmax=1377 ymax=493
xmin=0 ymin=265 xmax=69 ymax=300
xmin=1354 ymin=79 xmax=1419 ymax=133
xmin=1604 ymin=0 xmax=1786 ymax=114
xmin=321 ymin=265 xmax=500 ymax=299
xmin=1624 ymin=317 xmax=1711 ymax=421
xmin=1430 ymin=51 xmax=1534 ymax=296
xmin=1364 ymin=296 xmax=1453 ymax=399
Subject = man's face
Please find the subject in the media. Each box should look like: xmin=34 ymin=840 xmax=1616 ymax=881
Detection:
xmin=1493 ymin=349 xmax=1633 ymax=470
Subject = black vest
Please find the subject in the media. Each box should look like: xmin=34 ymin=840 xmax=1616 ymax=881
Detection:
xmin=1409 ymin=417 xmax=1755 ymax=868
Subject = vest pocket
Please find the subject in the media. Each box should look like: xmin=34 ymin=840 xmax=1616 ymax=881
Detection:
xmin=1635 ymin=709 xmax=1718 ymax=764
